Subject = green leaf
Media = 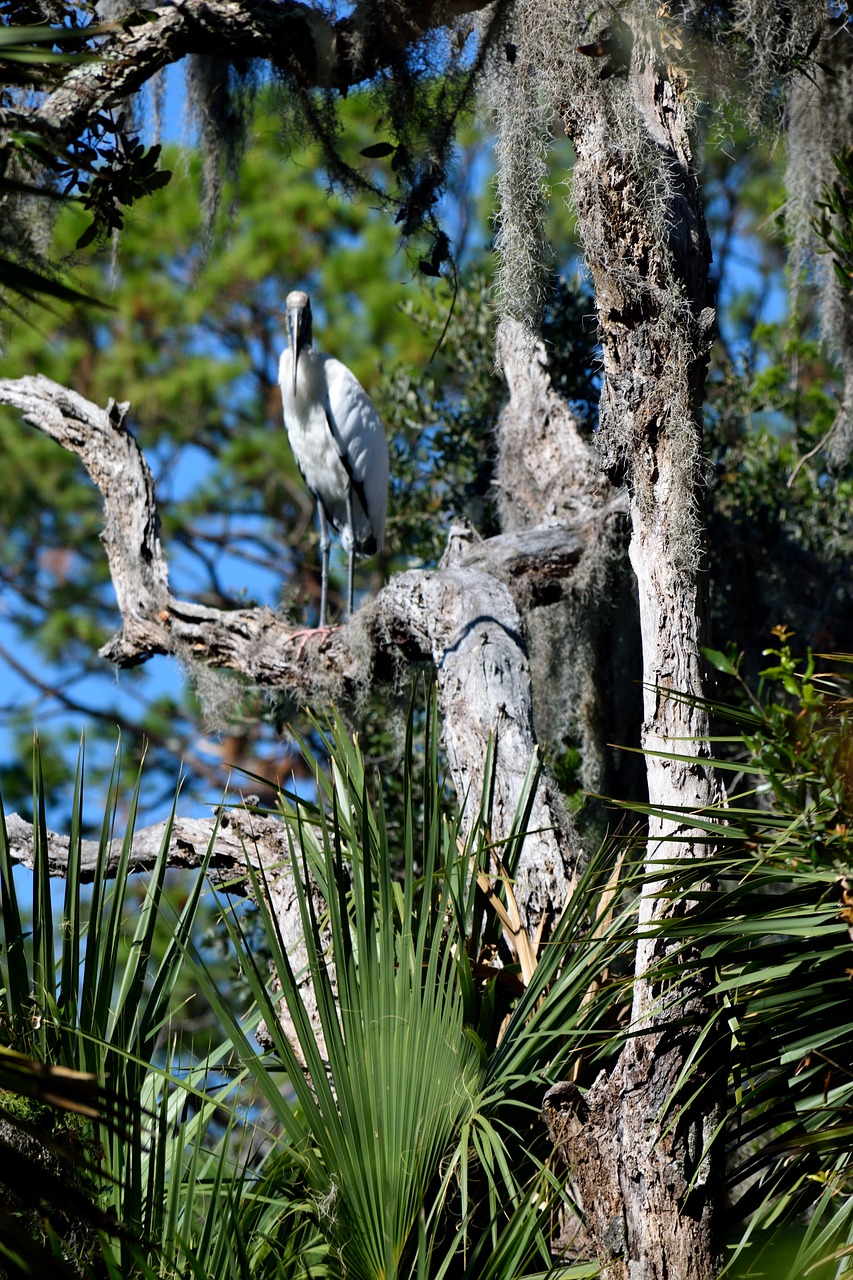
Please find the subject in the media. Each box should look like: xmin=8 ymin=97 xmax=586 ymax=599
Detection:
xmin=702 ymin=645 xmax=739 ymax=675
xmin=832 ymin=258 xmax=853 ymax=291
xmin=75 ymin=220 xmax=99 ymax=250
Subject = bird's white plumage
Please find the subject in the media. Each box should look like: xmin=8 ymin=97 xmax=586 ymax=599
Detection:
xmin=278 ymin=290 xmax=388 ymax=625
xmin=279 ymin=345 xmax=387 ymax=554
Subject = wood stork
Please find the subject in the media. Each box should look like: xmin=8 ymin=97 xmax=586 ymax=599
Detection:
xmin=279 ymin=290 xmax=389 ymax=628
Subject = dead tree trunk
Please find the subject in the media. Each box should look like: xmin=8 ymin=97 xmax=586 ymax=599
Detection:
xmin=547 ymin=19 xmax=725 ymax=1280
xmin=496 ymin=323 xmax=642 ymax=808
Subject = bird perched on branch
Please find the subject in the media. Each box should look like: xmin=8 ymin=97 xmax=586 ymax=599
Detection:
xmin=279 ymin=290 xmax=388 ymax=629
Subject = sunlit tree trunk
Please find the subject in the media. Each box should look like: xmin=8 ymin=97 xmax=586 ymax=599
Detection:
xmin=547 ymin=25 xmax=726 ymax=1280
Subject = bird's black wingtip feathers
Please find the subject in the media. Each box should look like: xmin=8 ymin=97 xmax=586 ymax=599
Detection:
xmin=327 ymin=512 xmax=378 ymax=556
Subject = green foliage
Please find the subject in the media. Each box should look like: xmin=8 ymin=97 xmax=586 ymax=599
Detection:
xmin=7 ymin=668 xmax=853 ymax=1278
xmin=385 ymin=268 xmax=599 ymax=564
xmin=0 ymin=1047 xmax=133 ymax=1280
xmin=0 ymin=692 xmax=644 ymax=1280
xmin=702 ymin=633 xmax=853 ymax=871
xmin=278 ymin=41 xmax=490 ymax=274
xmin=546 ymin=744 xmax=585 ymax=815
xmin=705 ymin=311 xmax=853 ymax=664
xmin=623 ymin=649 xmax=853 ymax=1275
xmin=4 ymin=11 xmax=853 ymax=1280
xmin=188 ymin=691 xmax=638 ymax=1278
xmin=0 ymin=737 xmax=258 ymax=1277
xmin=0 ymin=14 xmax=156 ymax=316
xmin=385 ymin=275 xmax=504 ymax=560
xmin=814 ymin=147 xmax=853 ymax=294
xmin=746 ymin=639 xmax=853 ymax=864
xmin=75 ymin=113 xmax=172 ymax=249
xmin=651 ymin=849 xmax=853 ymax=1278
xmin=701 ymin=132 xmax=853 ymax=660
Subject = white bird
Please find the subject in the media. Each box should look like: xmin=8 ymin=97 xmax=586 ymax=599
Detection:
xmin=278 ymin=290 xmax=389 ymax=629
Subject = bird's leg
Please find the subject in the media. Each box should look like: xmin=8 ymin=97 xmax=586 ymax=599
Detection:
xmin=317 ymin=500 xmax=331 ymax=628
xmin=286 ymin=502 xmax=334 ymax=655
xmin=345 ymin=484 xmax=355 ymax=618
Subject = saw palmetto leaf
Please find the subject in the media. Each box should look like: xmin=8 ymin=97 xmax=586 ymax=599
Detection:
xmin=0 ymin=735 xmax=257 ymax=1279
xmin=619 ymin=650 xmax=853 ymax=1277
xmin=184 ymin=685 xmax=641 ymax=1279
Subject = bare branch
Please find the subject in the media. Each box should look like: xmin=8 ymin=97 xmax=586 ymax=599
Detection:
xmin=0 ymin=372 xmax=601 ymax=931
xmin=0 ymin=377 xmax=168 ymax=657
xmin=6 ymin=804 xmax=328 ymax=1066
xmin=4 ymin=807 xmax=284 ymax=885
xmin=25 ymin=0 xmax=492 ymax=148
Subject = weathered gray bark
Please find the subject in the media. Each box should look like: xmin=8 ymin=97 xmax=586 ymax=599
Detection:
xmin=4 ymin=807 xmax=286 ymax=885
xmin=497 ymin=323 xmax=642 ymax=803
xmin=546 ymin=20 xmax=725 ymax=1280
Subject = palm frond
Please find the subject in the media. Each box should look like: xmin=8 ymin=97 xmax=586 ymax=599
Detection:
xmin=180 ymin=686 xmax=644 ymax=1278
xmin=617 ymin=649 xmax=853 ymax=1276
xmin=0 ymin=735 xmax=259 ymax=1278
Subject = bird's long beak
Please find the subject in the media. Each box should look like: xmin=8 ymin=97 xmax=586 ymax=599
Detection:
xmin=288 ymin=304 xmax=303 ymax=398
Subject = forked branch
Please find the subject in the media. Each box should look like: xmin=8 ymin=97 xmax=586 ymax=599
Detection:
xmin=0 ymin=373 xmax=595 ymax=932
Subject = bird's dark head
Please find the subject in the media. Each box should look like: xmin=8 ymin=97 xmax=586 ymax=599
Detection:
xmin=286 ymin=290 xmax=313 ymax=396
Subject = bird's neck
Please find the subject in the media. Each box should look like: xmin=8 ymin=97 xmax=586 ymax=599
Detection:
xmin=293 ymin=345 xmax=325 ymax=404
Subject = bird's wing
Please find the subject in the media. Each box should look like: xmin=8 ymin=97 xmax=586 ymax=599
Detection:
xmin=320 ymin=405 xmax=372 ymax=538
xmin=322 ymin=358 xmax=388 ymax=548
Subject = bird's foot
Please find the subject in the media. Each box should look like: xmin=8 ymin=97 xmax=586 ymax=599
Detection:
xmin=286 ymin=625 xmax=336 ymax=659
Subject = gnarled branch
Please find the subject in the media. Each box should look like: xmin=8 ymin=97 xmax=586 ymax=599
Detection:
xmin=0 ymin=372 xmax=610 ymax=933
xmin=3 ymin=807 xmax=279 ymax=885
xmin=20 ymin=0 xmax=492 ymax=150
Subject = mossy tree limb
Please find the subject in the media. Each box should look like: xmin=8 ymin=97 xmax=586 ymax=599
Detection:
xmin=553 ymin=17 xmax=724 ymax=1280
xmin=18 ymin=0 xmax=493 ymax=148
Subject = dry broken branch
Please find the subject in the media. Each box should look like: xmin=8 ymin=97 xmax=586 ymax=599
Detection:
xmin=4 ymin=806 xmax=281 ymax=885
xmin=5 ymin=802 xmax=331 ymax=1067
xmin=0 ymin=372 xmax=612 ymax=933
